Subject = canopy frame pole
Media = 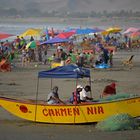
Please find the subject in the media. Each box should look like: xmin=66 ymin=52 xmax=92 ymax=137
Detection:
xmin=73 ymin=78 xmax=78 ymax=124
xmin=34 ymin=77 xmax=40 ymax=122
xmin=89 ymin=76 xmax=92 ymax=98
xmin=51 ymin=78 xmax=53 ymax=90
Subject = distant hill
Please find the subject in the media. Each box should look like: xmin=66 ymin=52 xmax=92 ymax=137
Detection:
xmin=0 ymin=0 xmax=140 ymax=12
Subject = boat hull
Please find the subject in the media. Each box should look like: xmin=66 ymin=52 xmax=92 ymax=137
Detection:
xmin=0 ymin=96 xmax=140 ymax=124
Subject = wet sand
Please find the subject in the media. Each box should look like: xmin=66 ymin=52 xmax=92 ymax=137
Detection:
xmin=0 ymin=49 xmax=140 ymax=140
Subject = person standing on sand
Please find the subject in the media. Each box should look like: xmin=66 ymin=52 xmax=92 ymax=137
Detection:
xmin=30 ymin=36 xmax=34 ymax=41
xmin=60 ymin=49 xmax=67 ymax=66
xmin=101 ymin=47 xmax=109 ymax=64
xmin=15 ymin=36 xmax=21 ymax=49
xmin=109 ymin=50 xmax=114 ymax=67
xmin=21 ymin=46 xmax=27 ymax=67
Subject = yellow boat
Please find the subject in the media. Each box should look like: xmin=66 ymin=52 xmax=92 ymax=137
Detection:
xmin=0 ymin=96 xmax=140 ymax=124
xmin=0 ymin=64 xmax=139 ymax=124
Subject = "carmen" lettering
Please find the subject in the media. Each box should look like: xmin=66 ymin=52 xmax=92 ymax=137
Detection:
xmin=42 ymin=107 xmax=80 ymax=117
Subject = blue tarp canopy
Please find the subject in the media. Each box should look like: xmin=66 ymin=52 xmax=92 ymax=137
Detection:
xmin=41 ymin=37 xmax=70 ymax=45
xmin=95 ymin=63 xmax=110 ymax=69
xmin=38 ymin=64 xmax=90 ymax=78
xmin=76 ymin=28 xmax=101 ymax=35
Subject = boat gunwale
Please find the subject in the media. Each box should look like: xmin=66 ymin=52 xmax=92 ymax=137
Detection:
xmin=0 ymin=96 xmax=140 ymax=106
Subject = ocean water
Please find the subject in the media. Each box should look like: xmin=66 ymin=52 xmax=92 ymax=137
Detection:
xmin=0 ymin=21 xmax=107 ymax=35
xmin=0 ymin=23 xmax=64 ymax=41
xmin=0 ymin=23 xmax=64 ymax=35
xmin=0 ymin=19 xmax=140 ymax=41
xmin=0 ymin=22 xmax=86 ymax=41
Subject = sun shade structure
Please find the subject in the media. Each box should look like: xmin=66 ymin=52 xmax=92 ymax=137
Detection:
xmin=75 ymin=28 xmax=100 ymax=35
xmin=102 ymin=27 xmax=122 ymax=35
xmin=56 ymin=31 xmax=75 ymax=39
xmin=0 ymin=32 xmax=14 ymax=40
xmin=129 ymin=31 xmax=140 ymax=40
xmin=123 ymin=27 xmax=140 ymax=34
xmin=20 ymin=28 xmax=42 ymax=37
xmin=38 ymin=64 xmax=90 ymax=78
xmin=41 ymin=37 xmax=70 ymax=45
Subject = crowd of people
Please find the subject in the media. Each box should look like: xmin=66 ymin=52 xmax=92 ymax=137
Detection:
xmin=1 ymin=28 xmax=140 ymax=72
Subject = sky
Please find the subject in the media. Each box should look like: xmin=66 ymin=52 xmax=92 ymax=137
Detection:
xmin=0 ymin=0 xmax=140 ymax=12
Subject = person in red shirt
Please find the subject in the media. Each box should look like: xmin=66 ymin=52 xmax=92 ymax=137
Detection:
xmin=100 ymin=82 xmax=116 ymax=98
xmin=15 ymin=36 xmax=21 ymax=49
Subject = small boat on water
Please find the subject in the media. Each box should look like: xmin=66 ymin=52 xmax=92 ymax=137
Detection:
xmin=0 ymin=64 xmax=140 ymax=124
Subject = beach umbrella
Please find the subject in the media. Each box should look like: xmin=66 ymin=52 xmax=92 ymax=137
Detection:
xmin=94 ymin=27 xmax=104 ymax=32
xmin=56 ymin=31 xmax=75 ymax=39
xmin=129 ymin=31 xmax=140 ymax=39
xmin=20 ymin=28 xmax=42 ymax=37
xmin=89 ymin=28 xmax=105 ymax=35
xmin=123 ymin=27 xmax=140 ymax=34
xmin=75 ymin=28 xmax=99 ymax=35
xmin=41 ymin=37 xmax=70 ymax=45
xmin=102 ymin=27 xmax=122 ymax=35
xmin=106 ymin=27 xmax=122 ymax=33
xmin=26 ymin=41 xmax=37 ymax=49
xmin=0 ymin=32 xmax=14 ymax=40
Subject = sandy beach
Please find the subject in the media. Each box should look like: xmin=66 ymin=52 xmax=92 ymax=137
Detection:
xmin=0 ymin=49 xmax=140 ymax=140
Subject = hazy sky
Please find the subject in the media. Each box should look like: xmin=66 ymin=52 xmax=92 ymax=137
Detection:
xmin=0 ymin=0 xmax=140 ymax=12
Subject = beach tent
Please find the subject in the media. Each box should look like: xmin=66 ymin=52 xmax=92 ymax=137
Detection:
xmin=56 ymin=31 xmax=75 ymax=39
xmin=38 ymin=64 xmax=90 ymax=78
xmin=20 ymin=28 xmax=42 ymax=37
xmin=36 ymin=65 xmax=92 ymax=113
xmin=41 ymin=37 xmax=70 ymax=45
xmin=0 ymin=32 xmax=14 ymax=40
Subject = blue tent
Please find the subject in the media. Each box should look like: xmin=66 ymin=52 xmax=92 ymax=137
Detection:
xmin=38 ymin=64 xmax=90 ymax=78
xmin=41 ymin=37 xmax=70 ymax=45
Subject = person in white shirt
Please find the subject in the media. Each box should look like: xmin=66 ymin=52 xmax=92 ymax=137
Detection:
xmin=79 ymin=85 xmax=93 ymax=102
